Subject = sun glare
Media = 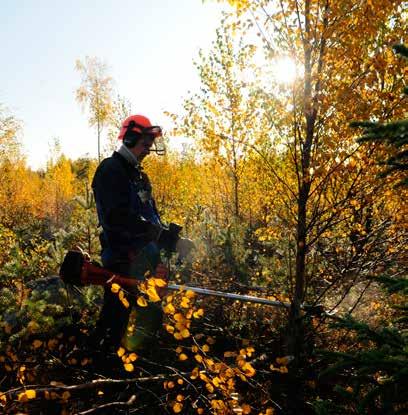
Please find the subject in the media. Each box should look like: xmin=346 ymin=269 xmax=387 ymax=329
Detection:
xmin=272 ymin=57 xmax=298 ymax=84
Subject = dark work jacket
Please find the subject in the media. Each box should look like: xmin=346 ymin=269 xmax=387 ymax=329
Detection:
xmin=92 ymin=151 xmax=162 ymax=266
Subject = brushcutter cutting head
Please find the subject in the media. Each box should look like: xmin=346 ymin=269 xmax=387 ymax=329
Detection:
xmin=59 ymin=250 xmax=85 ymax=286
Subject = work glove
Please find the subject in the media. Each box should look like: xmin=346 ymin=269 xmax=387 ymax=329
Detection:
xmin=157 ymin=223 xmax=183 ymax=253
xmin=176 ymin=238 xmax=196 ymax=260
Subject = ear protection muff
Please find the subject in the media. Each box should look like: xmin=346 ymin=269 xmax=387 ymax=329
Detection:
xmin=123 ymin=121 xmax=142 ymax=148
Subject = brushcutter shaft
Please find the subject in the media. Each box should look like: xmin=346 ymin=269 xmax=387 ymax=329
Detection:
xmin=167 ymin=284 xmax=291 ymax=308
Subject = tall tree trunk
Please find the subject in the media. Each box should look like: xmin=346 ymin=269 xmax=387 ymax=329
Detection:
xmin=287 ymin=1 xmax=315 ymax=412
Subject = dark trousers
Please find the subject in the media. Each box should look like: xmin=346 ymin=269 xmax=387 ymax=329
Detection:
xmin=95 ymin=254 xmax=164 ymax=352
xmin=95 ymin=261 xmax=133 ymax=350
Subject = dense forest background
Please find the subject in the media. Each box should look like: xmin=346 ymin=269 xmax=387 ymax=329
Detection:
xmin=0 ymin=1 xmax=407 ymax=414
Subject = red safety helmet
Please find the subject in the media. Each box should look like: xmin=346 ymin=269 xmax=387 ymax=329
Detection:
xmin=118 ymin=115 xmax=162 ymax=140
xmin=118 ymin=114 xmax=165 ymax=155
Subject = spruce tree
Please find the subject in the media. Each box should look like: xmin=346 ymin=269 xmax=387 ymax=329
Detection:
xmin=351 ymin=44 xmax=408 ymax=187
xmin=315 ymin=45 xmax=408 ymax=415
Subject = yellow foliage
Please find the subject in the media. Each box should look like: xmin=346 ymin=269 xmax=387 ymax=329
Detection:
xmin=173 ymin=402 xmax=183 ymax=413
xmin=137 ymin=296 xmax=148 ymax=307
xmin=32 ymin=339 xmax=42 ymax=349
xmin=146 ymin=287 xmax=161 ymax=302
xmin=242 ymin=403 xmax=252 ymax=414
xmin=193 ymin=309 xmax=204 ymax=319
xmin=129 ymin=353 xmax=138 ymax=362
xmin=152 ymin=278 xmax=167 ymax=287
xmin=181 ymin=328 xmax=190 ymax=338
xmin=124 ymin=363 xmax=134 ymax=372
xmin=17 ymin=389 xmax=36 ymax=401
xmin=111 ymin=283 xmax=121 ymax=293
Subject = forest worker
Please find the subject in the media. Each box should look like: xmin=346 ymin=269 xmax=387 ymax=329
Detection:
xmin=91 ymin=114 xmax=194 ymax=352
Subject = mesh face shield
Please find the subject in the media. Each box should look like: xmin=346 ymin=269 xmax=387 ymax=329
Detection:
xmin=150 ymin=135 xmax=166 ymax=155
xmin=125 ymin=122 xmax=166 ymax=155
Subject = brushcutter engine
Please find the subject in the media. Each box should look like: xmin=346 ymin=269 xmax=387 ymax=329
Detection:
xmin=59 ymin=250 xmax=144 ymax=291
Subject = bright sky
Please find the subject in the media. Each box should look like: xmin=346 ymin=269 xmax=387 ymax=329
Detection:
xmin=1 ymin=0 xmax=228 ymax=170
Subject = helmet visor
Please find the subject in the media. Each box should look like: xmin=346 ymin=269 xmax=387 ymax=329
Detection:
xmin=149 ymin=135 xmax=166 ymax=155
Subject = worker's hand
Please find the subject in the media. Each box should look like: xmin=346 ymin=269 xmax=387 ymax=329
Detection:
xmin=176 ymin=238 xmax=196 ymax=260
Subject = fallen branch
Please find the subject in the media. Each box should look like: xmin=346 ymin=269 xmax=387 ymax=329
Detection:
xmin=3 ymin=372 xmax=187 ymax=400
xmin=76 ymin=394 xmax=137 ymax=415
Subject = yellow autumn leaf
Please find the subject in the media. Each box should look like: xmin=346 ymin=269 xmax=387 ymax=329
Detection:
xmin=117 ymin=347 xmax=126 ymax=357
xmin=26 ymin=389 xmax=36 ymax=399
xmin=174 ymin=332 xmax=183 ymax=340
xmin=124 ymin=363 xmax=134 ymax=372
xmin=61 ymin=391 xmax=71 ymax=401
xmin=137 ymin=296 xmax=148 ymax=307
xmin=181 ymin=328 xmax=190 ymax=338
xmin=176 ymin=394 xmax=184 ymax=402
xmin=17 ymin=392 xmax=28 ymax=402
xmin=206 ymin=383 xmax=214 ymax=393
xmin=242 ymin=362 xmax=256 ymax=377
xmin=185 ymin=290 xmax=196 ymax=299
xmin=111 ymin=283 xmax=120 ymax=293
xmin=276 ymin=356 xmax=289 ymax=365
xmin=147 ymin=287 xmax=161 ymax=302
xmin=165 ymin=324 xmax=175 ymax=333
xmin=164 ymin=303 xmax=175 ymax=314
xmin=174 ymin=313 xmax=184 ymax=322
xmin=173 ymin=402 xmax=183 ymax=413
xmin=129 ymin=353 xmax=138 ymax=362
xmin=212 ymin=376 xmax=221 ymax=387
xmin=242 ymin=403 xmax=252 ymax=414
xmin=47 ymin=339 xmax=58 ymax=349
xmin=153 ymin=278 xmax=167 ymax=287
xmin=193 ymin=309 xmax=204 ymax=319
xmin=190 ymin=367 xmax=199 ymax=380
xmin=121 ymin=298 xmax=130 ymax=308
xmin=179 ymin=353 xmax=188 ymax=361
xmin=18 ymin=389 xmax=36 ymax=401
xmin=32 ymin=339 xmax=42 ymax=348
